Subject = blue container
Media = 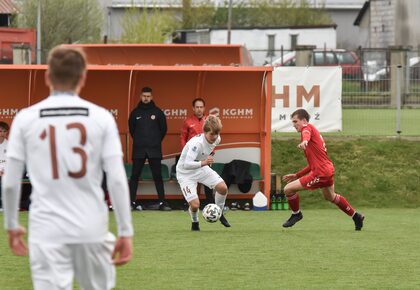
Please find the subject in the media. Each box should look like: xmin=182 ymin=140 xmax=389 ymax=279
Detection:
xmin=253 ymin=205 xmax=268 ymax=211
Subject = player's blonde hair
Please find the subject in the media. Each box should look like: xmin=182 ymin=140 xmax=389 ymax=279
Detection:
xmin=203 ymin=115 xmax=222 ymax=134
xmin=47 ymin=45 xmax=87 ymax=90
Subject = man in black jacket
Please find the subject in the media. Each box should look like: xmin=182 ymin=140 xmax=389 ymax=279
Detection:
xmin=128 ymin=87 xmax=171 ymax=211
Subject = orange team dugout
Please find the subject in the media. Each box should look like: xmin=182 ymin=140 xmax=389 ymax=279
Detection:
xmin=66 ymin=44 xmax=253 ymax=66
xmin=0 ymin=46 xmax=272 ymax=201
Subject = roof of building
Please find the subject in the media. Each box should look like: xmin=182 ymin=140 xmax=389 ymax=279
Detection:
xmin=354 ymin=1 xmax=370 ymax=26
xmin=310 ymin=0 xmax=365 ymax=9
xmin=0 ymin=0 xmax=18 ymax=14
xmin=109 ymin=0 xmax=365 ymax=9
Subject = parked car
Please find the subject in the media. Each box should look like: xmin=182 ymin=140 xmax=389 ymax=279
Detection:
xmin=270 ymin=51 xmax=296 ymax=67
xmin=364 ymin=57 xmax=420 ymax=81
xmin=270 ymin=49 xmax=362 ymax=78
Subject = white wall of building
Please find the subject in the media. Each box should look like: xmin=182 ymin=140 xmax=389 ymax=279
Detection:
xmin=209 ymin=27 xmax=336 ymax=65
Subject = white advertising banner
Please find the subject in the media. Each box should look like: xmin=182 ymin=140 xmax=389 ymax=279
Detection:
xmin=272 ymin=66 xmax=342 ymax=132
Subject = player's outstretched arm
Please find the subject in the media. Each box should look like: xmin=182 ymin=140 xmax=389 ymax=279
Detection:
xmin=112 ymin=236 xmax=133 ymax=266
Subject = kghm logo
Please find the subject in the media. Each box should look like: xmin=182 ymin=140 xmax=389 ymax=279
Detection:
xmin=0 ymin=108 xmax=20 ymax=118
xmin=163 ymin=108 xmax=187 ymax=119
xmin=209 ymin=107 xmax=253 ymax=119
xmin=209 ymin=107 xmax=220 ymax=116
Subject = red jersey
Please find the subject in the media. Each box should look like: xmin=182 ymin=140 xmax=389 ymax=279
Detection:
xmin=180 ymin=115 xmax=206 ymax=148
xmin=298 ymin=123 xmax=334 ymax=177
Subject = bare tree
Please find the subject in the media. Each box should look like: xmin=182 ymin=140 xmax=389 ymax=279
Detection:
xmin=211 ymin=0 xmax=333 ymax=28
xmin=120 ymin=7 xmax=180 ymax=43
xmin=16 ymin=0 xmax=103 ymax=63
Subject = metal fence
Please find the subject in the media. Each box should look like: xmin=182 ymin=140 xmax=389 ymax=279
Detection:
xmin=251 ymin=47 xmax=420 ymax=136
xmin=341 ymin=64 xmax=420 ymax=136
xmin=342 ymin=64 xmax=420 ymax=107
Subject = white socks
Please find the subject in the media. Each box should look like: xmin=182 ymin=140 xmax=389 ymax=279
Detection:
xmin=215 ymin=192 xmax=227 ymax=212
xmin=188 ymin=207 xmax=199 ymax=222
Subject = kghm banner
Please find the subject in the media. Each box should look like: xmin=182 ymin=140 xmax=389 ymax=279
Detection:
xmin=272 ymin=66 xmax=342 ymax=132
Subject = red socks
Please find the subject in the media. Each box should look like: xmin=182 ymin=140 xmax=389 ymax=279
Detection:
xmin=333 ymin=194 xmax=355 ymax=216
xmin=287 ymin=193 xmax=300 ymax=212
xmin=287 ymin=193 xmax=355 ymax=217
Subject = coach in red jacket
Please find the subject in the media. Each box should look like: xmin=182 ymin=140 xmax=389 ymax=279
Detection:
xmin=180 ymin=98 xmax=206 ymax=148
xmin=180 ymin=98 xmax=215 ymax=205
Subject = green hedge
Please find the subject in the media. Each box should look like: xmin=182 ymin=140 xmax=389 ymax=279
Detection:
xmin=271 ymin=138 xmax=420 ymax=208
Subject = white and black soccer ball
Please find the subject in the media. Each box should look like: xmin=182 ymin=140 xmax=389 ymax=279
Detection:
xmin=202 ymin=203 xmax=222 ymax=223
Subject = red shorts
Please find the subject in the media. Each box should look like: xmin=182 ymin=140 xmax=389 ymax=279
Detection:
xmin=299 ymin=172 xmax=334 ymax=190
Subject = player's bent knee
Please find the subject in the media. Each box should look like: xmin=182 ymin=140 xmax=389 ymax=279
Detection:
xmin=215 ymin=182 xmax=228 ymax=195
xmin=283 ymin=185 xmax=294 ymax=196
xmin=189 ymin=199 xmax=200 ymax=211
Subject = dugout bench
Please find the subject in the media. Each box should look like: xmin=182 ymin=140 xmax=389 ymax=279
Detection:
xmin=126 ymin=162 xmax=263 ymax=201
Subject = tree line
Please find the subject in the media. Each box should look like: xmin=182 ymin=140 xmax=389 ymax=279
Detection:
xmin=13 ymin=0 xmax=332 ymax=62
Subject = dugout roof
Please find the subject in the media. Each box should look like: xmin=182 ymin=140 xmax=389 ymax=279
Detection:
xmin=65 ymin=44 xmax=253 ymax=66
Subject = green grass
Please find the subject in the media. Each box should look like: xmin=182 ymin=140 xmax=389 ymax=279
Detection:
xmin=273 ymin=108 xmax=420 ymax=137
xmin=272 ymin=138 xmax=420 ymax=208
xmin=341 ymin=108 xmax=420 ymax=136
xmin=1 ymin=210 xmax=420 ymax=290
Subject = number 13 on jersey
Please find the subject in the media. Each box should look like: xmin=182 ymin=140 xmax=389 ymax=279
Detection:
xmin=40 ymin=122 xmax=88 ymax=179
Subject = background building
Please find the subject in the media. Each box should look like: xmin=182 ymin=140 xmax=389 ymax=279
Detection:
xmin=354 ymin=0 xmax=420 ymax=49
xmin=177 ymin=25 xmax=337 ymax=66
xmin=99 ymin=0 xmax=364 ymax=49
xmin=0 ymin=0 xmax=17 ymax=27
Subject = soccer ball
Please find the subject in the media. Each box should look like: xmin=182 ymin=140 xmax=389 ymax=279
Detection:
xmin=202 ymin=203 xmax=222 ymax=223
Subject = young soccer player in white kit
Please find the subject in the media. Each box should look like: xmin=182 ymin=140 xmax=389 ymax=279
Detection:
xmin=2 ymin=46 xmax=133 ymax=290
xmin=176 ymin=115 xmax=230 ymax=231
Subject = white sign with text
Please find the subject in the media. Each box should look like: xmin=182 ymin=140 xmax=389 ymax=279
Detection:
xmin=272 ymin=66 xmax=342 ymax=132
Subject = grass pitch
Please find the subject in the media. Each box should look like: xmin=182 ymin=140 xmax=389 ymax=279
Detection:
xmin=272 ymin=108 xmax=420 ymax=136
xmin=341 ymin=108 xmax=420 ymax=136
xmin=1 ymin=209 xmax=420 ymax=290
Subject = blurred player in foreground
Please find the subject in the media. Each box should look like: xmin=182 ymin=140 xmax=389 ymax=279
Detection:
xmin=282 ymin=109 xmax=364 ymax=231
xmin=176 ymin=115 xmax=230 ymax=231
xmin=2 ymin=45 xmax=133 ymax=290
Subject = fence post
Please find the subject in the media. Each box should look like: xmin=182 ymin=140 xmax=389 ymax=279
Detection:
xmin=389 ymin=46 xmax=410 ymax=107
xmin=295 ymin=45 xmax=316 ymax=66
xmin=396 ymin=65 xmax=402 ymax=137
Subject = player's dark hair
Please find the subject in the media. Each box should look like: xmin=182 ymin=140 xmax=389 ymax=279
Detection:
xmin=192 ymin=98 xmax=205 ymax=107
xmin=47 ymin=46 xmax=86 ymax=90
xmin=0 ymin=121 xmax=9 ymax=131
xmin=291 ymin=109 xmax=310 ymax=122
xmin=141 ymin=87 xmax=152 ymax=93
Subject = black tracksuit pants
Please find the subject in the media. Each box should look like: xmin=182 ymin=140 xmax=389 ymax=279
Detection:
xmin=129 ymin=157 xmax=165 ymax=205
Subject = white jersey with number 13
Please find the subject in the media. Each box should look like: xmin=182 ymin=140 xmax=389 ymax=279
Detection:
xmin=6 ymin=94 xmax=123 ymax=244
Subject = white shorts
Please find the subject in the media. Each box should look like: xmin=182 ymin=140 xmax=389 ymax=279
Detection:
xmin=177 ymin=166 xmax=224 ymax=203
xmin=29 ymin=233 xmax=116 ymax=290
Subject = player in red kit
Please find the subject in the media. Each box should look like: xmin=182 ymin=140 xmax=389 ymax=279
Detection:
xmin=282 ymin=109 xmax=364 ymax=231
